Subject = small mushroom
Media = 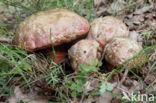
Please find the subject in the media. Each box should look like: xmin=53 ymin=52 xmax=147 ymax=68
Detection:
xmin=87 ymin=16 xmax=129 ymax=48
xmin=104 ymin=37 xmax=145 ymax=67
xmin=13 ymin=8 xmax=90 ymax=52
xmin=68 ymin=40 xmax=102 ymax=71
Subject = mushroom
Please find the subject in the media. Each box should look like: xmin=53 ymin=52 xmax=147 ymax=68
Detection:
xmin=13 ymin=8 xmax=90 ymax=63
xmin=87 ymin=16 xmax=129 ymax=48
xmin=13 ymin=8 xmax=90 ymax=52
xmin=68 ymin=39 xmax=102 ymax=71
xmin=104 ymin=37 xmax=145 ymax=67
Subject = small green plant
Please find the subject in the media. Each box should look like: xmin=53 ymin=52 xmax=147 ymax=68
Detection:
xmin=66 ymin=62 xmax=102 ymax=98
xmin=99 ymin=81 xmax=114 ymax=94
xmin=0 ymin=77 xmax=12 ymax=97
xmin=17 ymin=100 xmax=28 ymax=103
xmin=0 ymin=27 xmax=13 ymax=39
xmin=0 ymin=43 xmax=32 ymax=98
xmin=46 ymin=62 xmax=64 ymax=86
xmin=142 ymin=31 xmax=152 ymax=40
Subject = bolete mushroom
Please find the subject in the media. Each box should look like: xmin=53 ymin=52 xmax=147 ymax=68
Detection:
xmin=68 ymin=39 xmax=102 ymax=71
xmin=13 ymin=8 xmax=90 ymax=52
xmin=13 ymin=8 xmax=90 ymax=63
xmin=104 ymin=37 xmax=145 ymax=67
xmin=87 ymin=16 xmax=129 ymax=48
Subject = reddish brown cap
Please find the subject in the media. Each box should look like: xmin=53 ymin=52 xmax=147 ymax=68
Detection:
xmin=87 ymin=16 xmax=129 ymax=48
xmin=14 ymin=8 xmax=90 ymax=52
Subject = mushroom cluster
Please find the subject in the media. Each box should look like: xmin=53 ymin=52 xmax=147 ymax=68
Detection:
xmin=68 ymin=16 xmax=144 ymax=70
xmin=14 ymin=8 xmax=144 ymax=71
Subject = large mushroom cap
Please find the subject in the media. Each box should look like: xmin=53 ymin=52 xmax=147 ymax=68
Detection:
xmin=14 ymin=8 xmax=90 ymax=52
xmin=104 ymin=37 xmax=145 ymax=67
xmin=68 ymin=39 xmax=102 ymax=71
xmin=87 ymin=16 xmax=129 ymax=48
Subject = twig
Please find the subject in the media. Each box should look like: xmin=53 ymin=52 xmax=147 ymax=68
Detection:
xmin=117 ymin=69 xmax=129 ymax=87
xmin=0 ymin=38 xmax=12 ymax=44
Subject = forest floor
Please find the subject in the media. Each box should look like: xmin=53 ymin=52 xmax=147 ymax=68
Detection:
xmin=0 ymin=0 xmax=155 ymax=103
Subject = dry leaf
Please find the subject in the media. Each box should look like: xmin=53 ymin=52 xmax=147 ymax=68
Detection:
xmin=134 ymin=5 xmax=153 ymax=14
xmin=144 ymin=74 xmax=156 ymax=84
xmin=8 ymin=86 xmax=47 ymax=103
